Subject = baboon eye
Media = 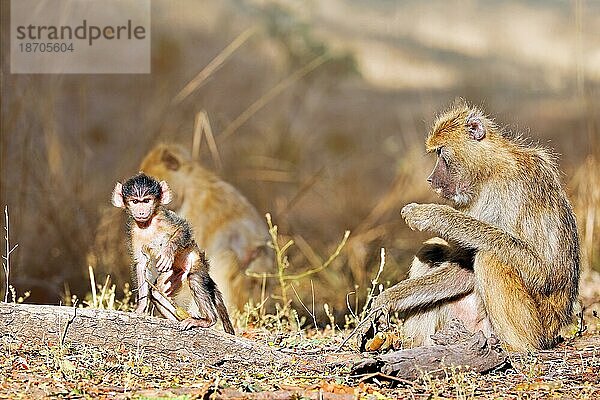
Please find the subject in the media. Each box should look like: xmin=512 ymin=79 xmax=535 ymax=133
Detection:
xmin=132 ymin=199 xmax=139 ymax=204
xmin=142 ymin=199 xmax=150 ymax=203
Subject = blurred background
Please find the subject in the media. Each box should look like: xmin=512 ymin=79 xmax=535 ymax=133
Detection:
xmin=1 ymin=0 xmax=599 ymax=319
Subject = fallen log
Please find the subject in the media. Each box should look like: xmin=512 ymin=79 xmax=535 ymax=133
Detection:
xmin=1 ymin=304 xmax=509 ymax=382
xmin=0 ymin=302 xmax=289 ymax=373
xmin=352 ymin=320 xmax=509 ymax=380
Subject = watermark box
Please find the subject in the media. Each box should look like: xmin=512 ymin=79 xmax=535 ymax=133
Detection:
xmin=10 ymin=0 xmax=151 ymax=74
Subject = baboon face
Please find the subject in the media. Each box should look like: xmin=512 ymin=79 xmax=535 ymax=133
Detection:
xmin=126 ymin=195 xmax=158 ymax=223
xmin=426 ymin=108 xmax=487 ymax=205
xmin=112 ymin=173 xmax=172 ymax=223
xmin=428 ymin=147 xmax=458 ymax=200
xmin=428 ymin=146 xmax=473 ymax=205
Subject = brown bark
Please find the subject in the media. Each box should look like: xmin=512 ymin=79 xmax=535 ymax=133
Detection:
xmin=0 ymin=302 xmax=288 ymax=373
xmin=1 ymin=304 xmax=511 ymax=382
xmin=352 ymin=320 xmax=509 ymax=380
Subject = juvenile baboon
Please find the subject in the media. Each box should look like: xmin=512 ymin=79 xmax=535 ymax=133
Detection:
xmin=360 ymin=102 xmax=580 ymax=352
xmin=112 ymin=173 xmax=234 ymax=334
xmin=139 ymin=143 xmax=274 ymax=310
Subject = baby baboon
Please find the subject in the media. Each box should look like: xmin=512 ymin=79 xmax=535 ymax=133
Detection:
xmin=360 ymin=102 xmax=580 ymax=352
xmin=112 ymin=173 xmax=235 ymax=334
xmin=139 ymin=144 xmax=274 ymax=310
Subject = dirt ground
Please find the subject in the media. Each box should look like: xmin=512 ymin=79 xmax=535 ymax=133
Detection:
xmin=1 ymin=321 xmax=599 ymax=399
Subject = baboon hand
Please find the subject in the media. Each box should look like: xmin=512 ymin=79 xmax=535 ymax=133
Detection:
xmin=401 ymin=203 xmax=434 ymax=231
xmin=357 ymin=293 xmax=391 ymax=351
xmin=156 ymin=246 xmax=175 ymax=272
xmin=401 ymin=202 xmax=453 ymax=232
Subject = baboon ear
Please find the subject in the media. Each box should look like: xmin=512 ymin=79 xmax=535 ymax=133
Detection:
xmin=161 ymin=150 xmax=181 ymax=171
xmin=159 ymin=180 xmax=173 ymax=205
xmin=466 ymin=113 xmax=486 ymax=141
xmin=111 ymin=182 xmax=125 ymax=208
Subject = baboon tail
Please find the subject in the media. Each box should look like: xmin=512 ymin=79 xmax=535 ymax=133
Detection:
xmin=214 ymin=288 xmax=235 ymax=335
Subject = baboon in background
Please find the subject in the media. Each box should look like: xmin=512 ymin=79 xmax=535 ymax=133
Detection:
xmin=138 ymin=143 xmax=274 ymax=310
xmin=87 ymin=209 xmax=130 ymax=287
xmin=112 ymin=173 xmax=234 ymax=334
xmin=360 ymin=102 xmax=580 ymax=352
